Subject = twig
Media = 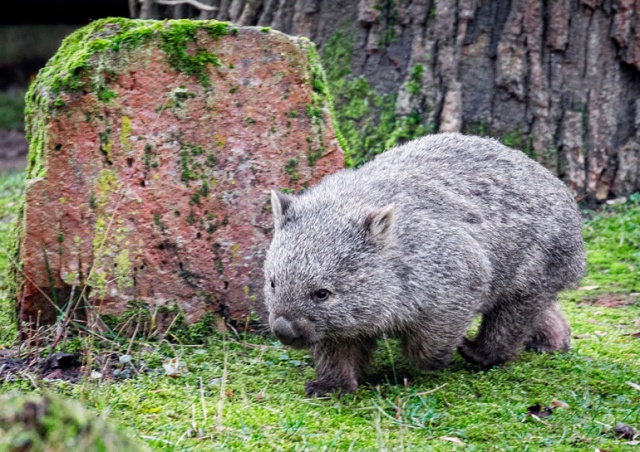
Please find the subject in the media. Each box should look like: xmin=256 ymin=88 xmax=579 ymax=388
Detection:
xmin=21 ymin=371 xmax=39 ymax=389
xmin=126 ymin=315 xmax=141 ymax=357
xmin=49 ymin=283 xmax=78 ymax=353
xmin=1 ymin=249 xmax=65 ymax=319
xmin=215 ymin=337 xmax=228 ymax=429
xmin=155 ymin=0 xmax=217 ymax=11
xmin=139 ymin=436 xmax=174 ymax=446
xmin=200 ymin=377 xmax=208 ymax=424
xmin=413 ymin=383 xmax=448 ymax=397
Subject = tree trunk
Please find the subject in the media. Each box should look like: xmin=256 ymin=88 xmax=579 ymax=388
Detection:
xmin=138 ymin=0 xmax=640 ymax=204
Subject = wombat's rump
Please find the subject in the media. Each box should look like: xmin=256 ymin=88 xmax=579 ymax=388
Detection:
xmin=263 ymin=133 xmax=586 ymax=396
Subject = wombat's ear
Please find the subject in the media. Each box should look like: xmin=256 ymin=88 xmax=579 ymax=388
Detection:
xmin=271 ymin=189 xmax=294 ymax=230
xmin=363 ymin=204 xmax=395 ymax=247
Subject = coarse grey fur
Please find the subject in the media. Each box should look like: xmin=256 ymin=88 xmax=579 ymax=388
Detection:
xmin=263 ymin=133 xmax=586 ymax=396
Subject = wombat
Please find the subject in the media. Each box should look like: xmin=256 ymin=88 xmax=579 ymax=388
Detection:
xmin=263 ymin=133 xmax=586 ymax=396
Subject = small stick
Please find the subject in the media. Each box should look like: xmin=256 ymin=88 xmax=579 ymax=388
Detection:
xmin=155 ymin=0 xmax=217 ymax=11
xmin=200 ymin=376 xmax=208 ymax=424
xmin=413 ymin=383 xmax=448 ymax=396
xmin=215 ymin=338 xmax=229 ymax=429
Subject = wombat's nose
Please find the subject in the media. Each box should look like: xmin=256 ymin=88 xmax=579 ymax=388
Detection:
xmin=272 ymin=317 xmax=300 ymax=345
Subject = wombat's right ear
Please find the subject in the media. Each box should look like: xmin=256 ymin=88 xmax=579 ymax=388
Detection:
xmin=363 ymin=204 xmax=395 ymax=247
xmin=271 ymin=189 xmax=294 ymax=230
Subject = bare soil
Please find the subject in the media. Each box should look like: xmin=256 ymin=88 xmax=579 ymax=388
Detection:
xmin=0 ymin=130 xmax=27 ymax=173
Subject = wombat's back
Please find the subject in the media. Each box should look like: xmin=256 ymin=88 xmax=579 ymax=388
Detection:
xmin=307 ymin=133 xmax=586 ymax=300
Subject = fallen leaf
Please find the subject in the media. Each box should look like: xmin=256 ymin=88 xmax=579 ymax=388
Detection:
xmin=439 ymin=436 xmax=465 ymax=446
xmin=579 ymin=285 xmax=600 ymax=291
xmin=573 ymin=334 xmax=591 ymax=339
xmin=551 ymin=399 xmax=570 ymax=409
xmin=162 ymin=357 xmax=185 ymax=378
xmin=527 ymin=403 xmax=553 ymax=418
xmin=613 ymin=422 xmax=635 ymax=439
xmin=622 ymin=332 xmax=640 ymax=338
xmin=594 ymin=331 xmax=607 ymax=337
xmin=606 ymin=197 xmax=626 ymax=205
xmin=119 ymin=354 xmax=133 ymax=364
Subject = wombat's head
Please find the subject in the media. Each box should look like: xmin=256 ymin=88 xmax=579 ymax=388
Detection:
xmin=263 ymin=189 xmax=396 ymax=349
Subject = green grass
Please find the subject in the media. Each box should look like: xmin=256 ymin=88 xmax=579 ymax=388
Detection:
xmin=0 ymin=171 xmax=23 ymax=345
xmin=0 ymin=89 xmax=26 ymax=130
xmin=580 ymin=193 xmax=640 ymax=292
xmin=0 ymin=170 xmax=639 ymax=450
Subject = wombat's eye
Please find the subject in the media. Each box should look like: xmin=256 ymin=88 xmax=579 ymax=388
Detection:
xmin=313 ymin=289 xmax=331 ymax=301
xmin=270 ymin=279 xmax=275 ymax=289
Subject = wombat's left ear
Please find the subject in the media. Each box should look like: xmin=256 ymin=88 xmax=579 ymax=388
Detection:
xmin=363 ymin=204 xmax=395 ymax=247
xmin=271 ymin=189 xmax=294 ymax=230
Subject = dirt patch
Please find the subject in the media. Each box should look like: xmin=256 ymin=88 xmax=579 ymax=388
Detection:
xmin=0 ymin=129 xmax=28 ymax=172
xmin=0 ymin=348 xmax=162 ymax=383
xmin=0 ymin=350 xmax=84 ymax=383
xmin=578 ymin=293 xmax=639 ymax=308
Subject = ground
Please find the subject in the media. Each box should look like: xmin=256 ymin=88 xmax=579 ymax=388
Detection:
xmin=0 ymin=88 xmax=28 ymax=172
xmin=0 ymin=170 xmax=639 ymax=451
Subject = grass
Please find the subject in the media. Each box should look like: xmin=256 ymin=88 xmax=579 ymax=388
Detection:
xmin=0 ymin=89 xmax=26 ymax=130
xmin=0 ymin=170 xmax=639 ymax=450
xmin=580 ymin=194 xmax=640 ymax=292
xmin=0 ymin=171 xmax=23 ymax=345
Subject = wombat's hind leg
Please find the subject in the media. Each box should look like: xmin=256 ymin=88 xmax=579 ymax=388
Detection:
xmin=459 ymin=294 xmax=553 ymax=368
xmin=524 ymin=303 xmax=571 ymax=353
xmin=402 ymin=328 xmax=462 ymax=371
xmin=306 ymin=338 xmax=377 ymax=397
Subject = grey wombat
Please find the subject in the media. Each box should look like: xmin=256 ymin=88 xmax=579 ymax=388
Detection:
xmin=263 ymin=133 xmax=585 ymax=396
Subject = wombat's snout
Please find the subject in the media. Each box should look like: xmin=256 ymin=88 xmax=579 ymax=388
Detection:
xmin=271 ymin=317 xmax=304 ymax=347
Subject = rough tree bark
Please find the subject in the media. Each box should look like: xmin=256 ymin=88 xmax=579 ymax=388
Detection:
xmin=135 ymin=0 xmax=640 ymax=204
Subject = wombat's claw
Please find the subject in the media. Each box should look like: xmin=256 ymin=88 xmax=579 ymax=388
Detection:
xmin=457 ymin=338 xmax=504 ymax=369
xmin=304 ymin=379 xmax=356 ymax=397
xmin=524 ymin=335 xmax=570 ymax=353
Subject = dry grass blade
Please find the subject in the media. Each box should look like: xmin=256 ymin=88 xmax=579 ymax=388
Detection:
xmin=626 ymin=381 xmax=640 ymax=391
xmin=215 ymin=337 xmax=229 ymax=430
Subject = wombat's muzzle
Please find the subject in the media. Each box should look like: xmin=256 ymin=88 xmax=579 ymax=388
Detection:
xmin=271 ymin=317 xmax=307 ymax=348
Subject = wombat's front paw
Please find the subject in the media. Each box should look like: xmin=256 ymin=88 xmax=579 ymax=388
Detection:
xmin=458 ymin=338 xmax=511 ymax=368
xmin=305 ymin=378 xmax=357 ymax=397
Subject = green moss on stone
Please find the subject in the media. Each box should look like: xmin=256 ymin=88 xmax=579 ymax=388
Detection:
xmin=114 ymin=248 xmax=133 ymax=290
xmin=97 ymin=87 xmax=117 ymax=102
xmin=88 ymin=169 xmax=122 ymax=298
xmin=320 ymin=27 xmax=430 ymax=167
xmin=160 ymin=20 xmax=228 ymax=88
xmin=375 ymin=0 xmax=400 ymax=47
xmin=24 ymin=18 xmax=232 ymax=179
xmin=120 ymin=116 xmax=132 ymax=152
xmin=407 ymin=63 xmax=424 ymax=96
xmin=298 ymin=37 xmax=349 ymax=163
xmin=99 ymin=128 xmax=113 ymax=164
xmin=0 ymin=392 xmax=145 ymax=451
xmin=285 ymin=158 xmax=299 ymax=181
